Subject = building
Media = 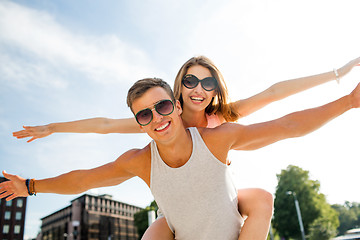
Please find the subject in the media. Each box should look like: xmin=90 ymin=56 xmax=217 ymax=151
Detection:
xmin=0 ymin=177 xmax=27 ymax=240
xmin=40 ymin=194 xmax=143 ymax=240
xmin=333 ymin=228 xmax=360 ymax=240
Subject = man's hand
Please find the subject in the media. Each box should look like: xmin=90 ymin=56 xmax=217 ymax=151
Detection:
xmin=0 ymin=171 xmax=28 ymax=201
xmin=350 ymin=82 xmax=360 ymax=108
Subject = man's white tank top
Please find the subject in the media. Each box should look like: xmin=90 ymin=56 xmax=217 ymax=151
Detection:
xmin=150 ymin=127 xmax=243 ymax=240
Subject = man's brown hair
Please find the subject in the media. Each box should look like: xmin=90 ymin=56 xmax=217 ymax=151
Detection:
xmin=127 ymin=78 xmax=175 ymax=112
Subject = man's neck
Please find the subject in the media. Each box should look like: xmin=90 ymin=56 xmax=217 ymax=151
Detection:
xmin=156 ymin=125 xmax=193 ymax=168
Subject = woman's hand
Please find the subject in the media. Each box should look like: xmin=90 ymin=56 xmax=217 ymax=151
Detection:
xmin=13 ymin=125 xmax=52 ymax=142
xmin=337 ymin=57 xmax=360 ymax=78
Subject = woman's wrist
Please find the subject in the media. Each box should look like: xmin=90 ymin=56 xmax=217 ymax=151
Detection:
xmin=333 ymin=68 xmax=340 ymax=84
xmin=47 ymin=123 xmax=56 ymax=133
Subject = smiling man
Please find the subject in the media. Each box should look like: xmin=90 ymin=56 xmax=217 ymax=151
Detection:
xmin=1 ymin=77 xmax=359 ymax=240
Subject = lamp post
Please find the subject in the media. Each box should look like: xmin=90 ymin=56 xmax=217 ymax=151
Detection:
xmin=286 ymin=191 xmax=306 ymax=240
xmin=148 ymin=209 xmax=156 ymax=226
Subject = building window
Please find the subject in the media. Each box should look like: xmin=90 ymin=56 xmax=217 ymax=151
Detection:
xmin=14 ymin=225 xmax=21 ymax=234
xmin=16 ymin=199 xmax=23 ymax=208
xmin=6 ymin=200 xmax=12 ymax=206
xmin=16 ymin=212 xmax=22 ymax=220
xmin=4 ymin=211 xmax=11 ymax=220
xmin=3 ymin=225 xmax=9 ymax=234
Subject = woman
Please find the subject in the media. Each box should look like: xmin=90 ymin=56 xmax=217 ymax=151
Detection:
xmin=13 ymin=56 xmax=360 ymax=239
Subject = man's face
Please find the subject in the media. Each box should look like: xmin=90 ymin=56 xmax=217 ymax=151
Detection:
xmin=132 ymin=87 xmax=182 ymax=143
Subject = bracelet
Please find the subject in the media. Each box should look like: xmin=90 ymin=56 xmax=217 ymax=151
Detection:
xmin=25 ymin=179 xmax=36 ymax=196
xmin=333 ymin=68 xmax=340 ymax=84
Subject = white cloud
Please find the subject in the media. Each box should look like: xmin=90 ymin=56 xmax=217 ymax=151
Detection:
xmin=0 ymin=1 xmax=159 ymax=90
xmin=0 ymin=51 xmax=68 ymax=90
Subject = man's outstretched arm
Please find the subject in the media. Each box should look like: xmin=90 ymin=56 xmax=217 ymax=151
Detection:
xmin=226 ymin=82 xmax=359 ymax=151
xmin=0 ymin=149 xmax=140 ymax=201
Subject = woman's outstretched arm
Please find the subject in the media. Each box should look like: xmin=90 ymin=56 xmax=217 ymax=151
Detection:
xmin=13 ymin=117 xmax=142 ymax=142
xmin=232 ymin=57 xmax=360 ymax=117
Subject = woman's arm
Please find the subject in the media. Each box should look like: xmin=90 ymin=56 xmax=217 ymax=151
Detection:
xmin=13 ymin=117 xmax=142 ymax=142
xmin=232 ymin=57 xmax=360 ymax=117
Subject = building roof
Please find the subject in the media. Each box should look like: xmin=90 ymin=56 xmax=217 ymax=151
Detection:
xmin=333 ymin=228 xmax=360 ymax=240
xmin=41 ymin=193 xmax=143 ymax=220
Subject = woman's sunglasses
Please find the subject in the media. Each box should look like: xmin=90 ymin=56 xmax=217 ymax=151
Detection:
xmin=182 ymin=74 xmax=217 ymax=91
xmin=135 ymin=99 xmax=175 ymax=126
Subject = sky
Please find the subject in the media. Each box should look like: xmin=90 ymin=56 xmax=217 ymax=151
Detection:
xmin=0 ymin=0 xmax=359 ymax=238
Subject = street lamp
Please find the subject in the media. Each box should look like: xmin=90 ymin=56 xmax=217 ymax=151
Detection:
xmin=148 ymin=209 xmax=156 ymax=226
xmin=286 ymin=191 xmax=306 ymax=240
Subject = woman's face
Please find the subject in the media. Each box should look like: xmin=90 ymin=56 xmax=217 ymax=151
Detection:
xmin=181 ymin=65 xmax=217 ymax=113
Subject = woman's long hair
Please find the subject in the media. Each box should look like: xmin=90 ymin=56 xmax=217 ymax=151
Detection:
xmin=173 ymin=56 xmax=240 ymax=122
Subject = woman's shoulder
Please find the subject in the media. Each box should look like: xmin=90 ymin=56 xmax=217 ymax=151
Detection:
xmin=206 ymin=113 xmax=224 ymax=128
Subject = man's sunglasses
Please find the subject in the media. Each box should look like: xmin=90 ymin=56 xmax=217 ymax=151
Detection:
xmin=135 ymin=99 xmax=175 ymax=126
xmin=182 ymin=74 xmax=217 ymax=91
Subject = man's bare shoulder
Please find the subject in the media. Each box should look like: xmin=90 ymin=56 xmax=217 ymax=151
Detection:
xmin=195 ymin=123 xmax=245 ymax=164
xmin=112 ymin=144 xmax=150 ymax=172
xmin=116 ymin=144 xmax=151 ymax=166
xmin=112 ymin=143 xmax=152 ymax=183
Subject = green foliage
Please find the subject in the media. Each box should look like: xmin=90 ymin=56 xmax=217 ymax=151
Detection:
xmin=134 ymin=208 xmax=149 ymax=239
xmin=273 ymin=165 xmax=339 ymax=239
xmin=149 ymin=200 xmax=158 ymax=210
xmin=308 ymin=193 xmax=339 ymax=239
xmin=273 ymin=165 xmax=320 ymax=239
xmin=308 ymin=217 xmax=338 ymax=240
xmin=134 ymin=201 xmax=159 ymax=239
xmin=267 ymin=226 xmax=281 ymax=240
xmin=332 ymin=202 xmax=360 ymax=235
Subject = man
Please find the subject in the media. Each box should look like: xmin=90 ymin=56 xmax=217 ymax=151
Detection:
xmin=1 ymin=78 xmax=359 ymax=240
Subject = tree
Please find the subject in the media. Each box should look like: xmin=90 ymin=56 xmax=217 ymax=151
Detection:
xmin=308 ymin=217 xmax=338 ymax=240
xmin=273 ymin=165 xmax=339 ymax=239
xmin=332 ymin=202 xmax=360 ymax=235
xmin=308 ymin=192 xmax=339 ymax=239
xmin=134 ymin=201 xmax=158 ymax=239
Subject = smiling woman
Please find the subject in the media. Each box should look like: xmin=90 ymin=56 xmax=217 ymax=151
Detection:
xmin=174 ymin=57 xmax=240 ymax=128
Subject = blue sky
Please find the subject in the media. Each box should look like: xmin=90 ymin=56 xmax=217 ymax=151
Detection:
xmin=1 ymin=0 xmax=360 ymax=238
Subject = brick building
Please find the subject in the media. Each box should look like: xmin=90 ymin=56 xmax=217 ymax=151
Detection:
xmin=40 ymin=194 xmax=143 ymax=240
xmin=0 ymin=177 xmax=27 ymax=240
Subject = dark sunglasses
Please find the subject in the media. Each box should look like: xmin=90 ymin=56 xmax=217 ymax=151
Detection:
xmin=182 ymin=74 xmax=217 ymax=91
xmin=135 ymin=99 xmax=175 ymax=126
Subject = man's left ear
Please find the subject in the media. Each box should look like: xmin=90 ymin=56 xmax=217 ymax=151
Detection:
xmin=175 ymin=100 xmax=182 ymax=115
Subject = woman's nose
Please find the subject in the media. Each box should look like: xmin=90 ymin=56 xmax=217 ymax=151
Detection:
xmin=193 ymin=82 xmax=204 ymax=93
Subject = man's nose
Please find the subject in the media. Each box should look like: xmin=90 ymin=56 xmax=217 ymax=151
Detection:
xmin=152 ymin=110 xmax=164 ymax=123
